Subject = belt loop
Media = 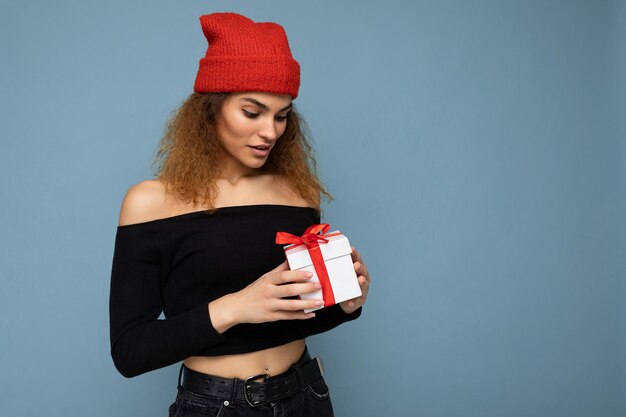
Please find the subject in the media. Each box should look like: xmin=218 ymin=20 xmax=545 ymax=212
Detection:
xmin=294 ymin=362 xmax=306 ymax=390
xmin=227 ymin=377 xmax=238 ymax=408
xmin=177 ymin=363 xmax=184 ymax=389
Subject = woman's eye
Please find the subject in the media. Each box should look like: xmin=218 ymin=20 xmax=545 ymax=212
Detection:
xmin=242 ymin=109 xmax=259 ymax=118
xmin=275 ymin=115 xmax=288 ymax=122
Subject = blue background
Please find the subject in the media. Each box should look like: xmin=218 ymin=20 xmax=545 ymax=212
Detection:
xmin=1 ymin=1 xmax=624 ymax=416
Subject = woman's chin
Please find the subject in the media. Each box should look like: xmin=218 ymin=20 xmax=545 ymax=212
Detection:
xmin=244 ymin=157 xmax=269 ymax=169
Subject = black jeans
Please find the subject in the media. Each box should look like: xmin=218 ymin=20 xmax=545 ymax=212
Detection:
xmin=168 ymin=347 xmax=334 ymax=417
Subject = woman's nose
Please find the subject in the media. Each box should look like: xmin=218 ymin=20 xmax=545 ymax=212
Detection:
xmin=258 ymin=118 xmax=279 ymax=141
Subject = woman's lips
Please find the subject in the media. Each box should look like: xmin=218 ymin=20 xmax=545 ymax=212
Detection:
xmin=247 ymin=145 xmax=270 ymax=157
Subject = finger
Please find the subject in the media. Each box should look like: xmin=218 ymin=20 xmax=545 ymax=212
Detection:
xmin=272 ymin=269 xmax=314 ymax=285
xmin=355 ymin=276 xmax=369 ymax=299
xmin=271 ymin=260 xmax=290 ymax=272
xmin=271 ymin=310 xmax=317 ymax=321
xmin=353 ymin=262 xmax=369 ymax=283
xmin=360 ymin=275 xmax=370 ymax=289
xmin=351 ymin=246 xmax=363 ymax=263
xmin=360 ymin=263 xmax=369 ymax=278
xmin=275 ymin=298 xmax=324 ymax=312
xmin=353 ymin=261 xmax=363 ymax=274
xmin=360 ymin=280 xmax=369 ymax=299
xmin=275 ymin=281 xmax=321 ymax=298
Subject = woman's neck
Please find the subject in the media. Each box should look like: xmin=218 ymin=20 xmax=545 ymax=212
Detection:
xmin=217 ymin=160 xmax=262 ymax=186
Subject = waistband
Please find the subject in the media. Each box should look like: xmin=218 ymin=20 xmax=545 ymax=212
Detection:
xmin=177 ymin=346 xmax=323 ymax=407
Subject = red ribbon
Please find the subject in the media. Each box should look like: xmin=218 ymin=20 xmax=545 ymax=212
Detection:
xmin=276 ymin=223 xmax=336 ymax=307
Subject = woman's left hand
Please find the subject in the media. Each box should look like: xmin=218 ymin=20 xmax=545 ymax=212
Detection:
xmin=339 ymin=246 xmax=370 ymax=314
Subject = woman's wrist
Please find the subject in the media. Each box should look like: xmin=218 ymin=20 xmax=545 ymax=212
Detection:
xmin=208 ymin=293 xmax=240 ymax=334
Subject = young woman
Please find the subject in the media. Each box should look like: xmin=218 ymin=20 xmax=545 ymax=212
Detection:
xmin=109 ymin=12 xmax=370 ymax=417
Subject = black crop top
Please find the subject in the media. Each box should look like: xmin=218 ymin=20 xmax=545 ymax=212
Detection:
xmin=109 ymin=204 xmax=362 ymax=378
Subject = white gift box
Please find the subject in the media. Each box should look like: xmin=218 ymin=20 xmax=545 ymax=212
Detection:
xmin=282 ymin=231 xmax=362 ymax=313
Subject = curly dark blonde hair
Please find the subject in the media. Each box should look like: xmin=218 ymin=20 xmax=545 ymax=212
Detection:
xmin=151 ymin=92 xmax=332 ymax=214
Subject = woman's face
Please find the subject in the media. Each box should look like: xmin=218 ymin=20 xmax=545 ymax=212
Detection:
xmin=216 ymin=91 xmax=292 ymax=175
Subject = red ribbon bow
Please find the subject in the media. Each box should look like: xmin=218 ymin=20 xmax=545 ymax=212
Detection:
xmin=276 ymin=223 xmax=335 ymax=307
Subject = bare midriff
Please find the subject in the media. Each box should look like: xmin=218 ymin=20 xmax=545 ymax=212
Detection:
xmin=183 ymin=339 xmax=306 ymax=379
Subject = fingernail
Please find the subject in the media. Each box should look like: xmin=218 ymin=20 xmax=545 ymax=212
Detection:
xmin=314 ymin=282 xmax=322 ymax=289
xmin=315 ymin=300 xmax=324 ymax=306
xmin=305 ymin=272 xmax=313 ymax=278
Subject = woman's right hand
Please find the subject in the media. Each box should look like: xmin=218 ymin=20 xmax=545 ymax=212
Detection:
xmin=208 ymin=261 xmax=324 ymax=333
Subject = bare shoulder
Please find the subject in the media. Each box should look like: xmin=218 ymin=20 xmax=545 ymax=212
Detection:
xmin=268 ymin=175 xmax=320 ymax=208
xmin=118 ymin=179 xmax=168 ymax=226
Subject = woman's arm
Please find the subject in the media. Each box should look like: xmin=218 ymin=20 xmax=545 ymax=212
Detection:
xmin=110 ymin=184 xmax=228 ymax=377
xmin=109 ymin=224 xmax=227 ymax=378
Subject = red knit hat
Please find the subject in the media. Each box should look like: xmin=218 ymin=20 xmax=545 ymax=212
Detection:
xmin=193 ymin=12 xmax=301 ymax=99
